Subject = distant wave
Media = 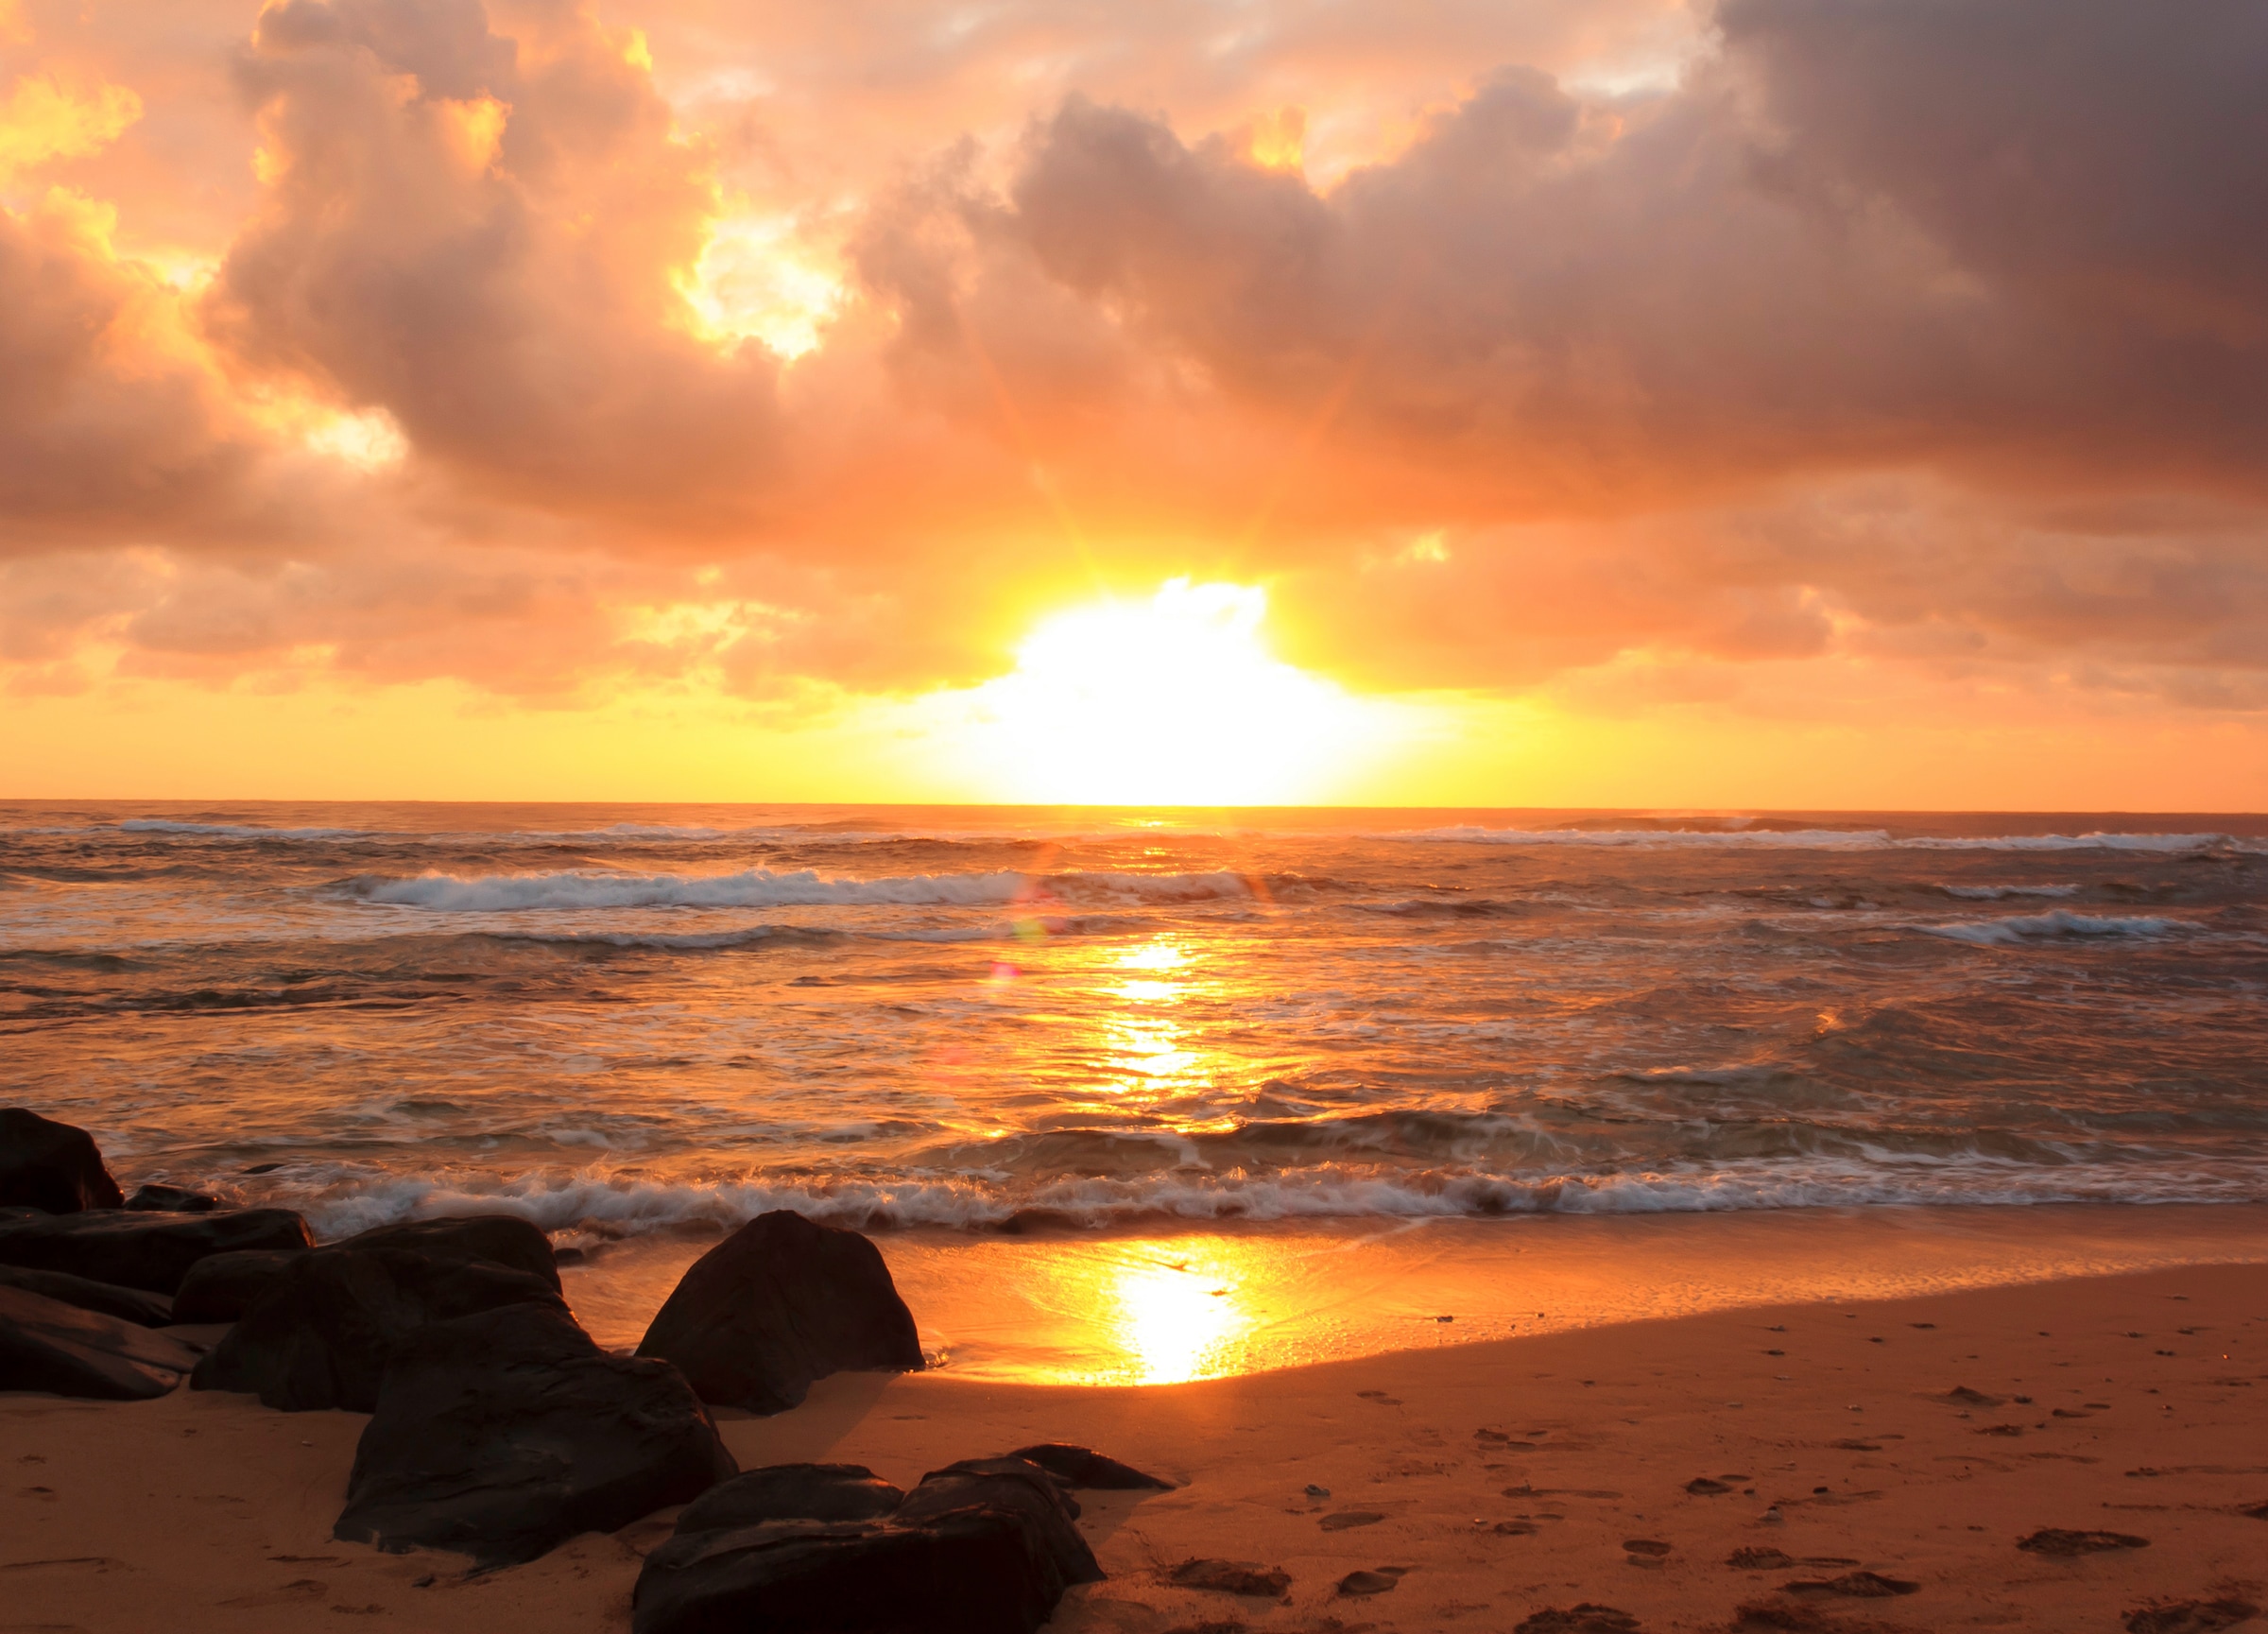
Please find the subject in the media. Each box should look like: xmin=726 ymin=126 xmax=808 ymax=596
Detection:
xmin=345 ymin=866 xmax=1257 ymax=912
xmin=1918 ymin=909 xmax=2189 ymax=947
xmin=1410 ymin=825 xmax=2254 ymax=853
xmin=1937 ymin=883 xmax=2082 ymax=900
xmin=118 ymin=818 xmax=372 ymax=840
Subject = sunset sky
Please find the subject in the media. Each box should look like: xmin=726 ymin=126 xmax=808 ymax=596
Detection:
xmin=2 ymin=0 xmax=2263 ymax=807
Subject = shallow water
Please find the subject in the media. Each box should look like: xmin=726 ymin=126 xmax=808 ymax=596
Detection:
xmin=4 ymin=801 xmax=2265 ymax=1252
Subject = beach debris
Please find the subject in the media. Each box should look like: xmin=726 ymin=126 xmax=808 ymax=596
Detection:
xmin=1624 ymin=1539 xmax=1673 ymax=1557
xmin=2123 ymin=1597 xmax=2259 ymax=1633
xmin=1829 ymin=1439 xmax=1881 ymax=1453
xmin=1943 ymin=1385 xmax=2003 ymax=1406
xmin=2017 ymin=1528 xmax=2150 ymax=1557
xmin=1975 ymin=1424 xmax=2024 ymax=1436
xmin=193 ymin=1234 xmax=568 ymax=1411
xmin=1783 ymin=1571 xmax=1920 ymax=1598
xmin=1304 ymin=1483 xmax=1332 ymax=1498
xmin=0 ymin=1205 xmax=312 ymax=1295
xmin=1319 ymin=1511 xmax=1386 ymax=1530
xmin=172 ymin=1249 xmax=306 ymax=1323
xmin=636 ymin=1456 xmax=1101 ymax=1634
xmin=1727 ymin=1547 xmax=1794 ymax=1570
xmin=1010 ymin=1443 xmax=1172 ymax=1490
xmin=1493 ymin=1520 xmax=1538 ymax=1535
xmin=673 ymin=1464 xmax=906 ymax=1530
xmin=335 ymin=1301 xmax=732 ymax=1570
xmin=0 ymin=1109 xmax=123 ymax=1214
xmin=1171 ymin=1559 xmax=1291 ymax=1598
xmin=1687 ymin=1477 xmax=1733 ymax=1495
xmin=1515 ymin=1604 xmax=1642 ymax=1632
xmin=0 ymin=1263 xmax=175 ymax=1328
xmin=636 ymin=1211 xmax=924 ymax=1415
xmin=1760 ymin=1507 xmax=1784 ymax=1524
xmin=1337 ymin=1570 xmax=1400 ymax=1596
xmin=0 ymin=1281 xmax=202 ymax=1399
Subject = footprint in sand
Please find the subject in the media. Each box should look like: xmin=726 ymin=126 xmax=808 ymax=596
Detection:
xmin=2123 ymin=1598 xmax=2259 ymax=1634
xmin=2018 ymin=1528 xmax=2150 ymax=1557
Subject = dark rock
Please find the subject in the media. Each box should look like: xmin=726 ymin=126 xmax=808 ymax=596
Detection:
xmin=0 ymin=1109 xmax=123 ymax=1214
xmin=675 ymin=1465 xmax=905 ymax=1532
xmin=1514 ymin=1607 xmax=1643 ymax=1634
xmin=1686 ymin=1476 xmax=1732 ymax=1494
xmin=1319 ymin=1511 xmax=1385 ymax=1531
xmin=338 ymin=1215 xmax=559 ymax=1290
xmin=171 ymin=1249 xmax=305 ymax=1323
xmin=636 ymin=1211 xmax=922 ymax=1414
xmin=0 ymin=1264 xmax=174 ymax=1327
xmin=2018 ymin=1528 xmax=2149 ymax=1557
xmin=1008 ymin=1442 xmax=1173 ymax=1489
xmin=335 ymin=1302 xmax=732 ymax=1569
xmin=2125 ymin=1599 xmax=2259 ymax=1634
xmin=126 ymin=1182 xmax=219 ymax=1213
xmin=0 ymin=1282 xmax=202 ymax=1399
xmin=1727 ymin=1547 xmax=1796 ymax=1570
xmin=1783 ymin=1571 xmax=1920 ymax=1597
xmin=1171 ymin=1559 xmax=1290 ymax=1598
xmin=633 ymin=1456 xmax=1098 ymax=1634
xmin=193 ymin=1244 xmax=566 ymax=1411
xmin=0 ymin=1207 xmax=313 ymax=1294
xmin=1338 ymin=1570 xmax=1398 ymax=1596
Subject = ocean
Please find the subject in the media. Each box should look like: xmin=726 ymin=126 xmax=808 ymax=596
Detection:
xmin=7 ymin=802 xmax=2264 ymax=1252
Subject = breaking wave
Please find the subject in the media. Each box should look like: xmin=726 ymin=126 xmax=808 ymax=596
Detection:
xmin=345 ymin=867 xmax=1257 ymax=912
xmin=1918 ymin=910 xmax=2190 ymax=947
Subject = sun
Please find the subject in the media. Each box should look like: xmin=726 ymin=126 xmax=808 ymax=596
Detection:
xmin=964 ymin=579 xmax=1389 ymax=805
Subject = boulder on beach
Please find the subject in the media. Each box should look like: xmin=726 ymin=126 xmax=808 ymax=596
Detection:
xmin=170 ymin=1248 xmax=306 ymax=1323
xmin=125 ymin=1182 xmax=220 ymax=1213
xmin=0 ymin=1282 xmax=203 ymax=1399
xmin=192 ymin=1244 xmax=567 ymax=1411
xmin=335 ymin=1301 xmax=733 ymax=1569
xmin=0 ymin=1109 xmax=124 ymax=1214
xmin=675 ymin=1464 xmax=908 ymax=1532
xmin=0 ymin=1263 xmax=175 ymax=1327
xmin=632 ymin=1454 xmax=1101 ymax=1634
xmin=0 ymin=1207 xmax=314 ymax=1294
xmin=1009 ymin=1442 xmax=1173 ymax=1490
xmin=636 ymin=1211 xmax=923 ymax=1414
xmin=336 ymin=1214 xmax=560 ymax=1290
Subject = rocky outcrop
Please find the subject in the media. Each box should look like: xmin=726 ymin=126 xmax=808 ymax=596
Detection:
xmin=1008 ymin=1442 xmax=1173 ymax=1489
xmin=631 ymin=1454 xmax=1103 ymax=1634
xmin=192 ymin=1244 xmax=566 ymax=1411
xmin=336 ymin=1215 xmax=559 ymax=1289
xmin=335 ymin=1302 xmax=732 ymax=1568
xmin=171 ymin=1248 xmax=305 ymax=1323
xmin=125 ymin=1183 xmax=219 ymax=1213
xmin=0 ymin=1109 xmax=124 ymax=1213
xmin=0 ymin=1208 xmax=314 ymax=1294
xmin=0 ymin=1263 xmax=174 ymax=1327
xmin=635 ymin=1212 xmax=923 ymax=1414
xmin=0 ymin=1282 xmax=202 ymax=1399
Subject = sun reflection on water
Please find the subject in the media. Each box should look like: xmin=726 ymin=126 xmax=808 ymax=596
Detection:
xmin=1104 ymin=1249 xmax=1253 ymax=1384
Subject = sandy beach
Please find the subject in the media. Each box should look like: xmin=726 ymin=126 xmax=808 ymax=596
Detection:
xmin=7 ymin=1213 xmax=2264 ymax=1634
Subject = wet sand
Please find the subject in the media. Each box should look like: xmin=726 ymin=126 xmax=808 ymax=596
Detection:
xmin=4 ymin=1215 xmax=2266 ymax=1632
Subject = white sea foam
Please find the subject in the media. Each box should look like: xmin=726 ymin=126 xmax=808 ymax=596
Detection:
xmin=1919 ymin=909 xmax=2188 ymax=947
xmin=350 ymin=867 xmax=1255 ymax=912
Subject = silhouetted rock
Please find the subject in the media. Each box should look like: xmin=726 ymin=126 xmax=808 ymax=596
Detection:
xmin=0 ymin=1282 xmax=202 ymax=1399
xmin=193 ymin=1244 xmax=566 ymax=1411
xmin=0 ymin=1207 xmax=313 ymax=1294
xmin=675 ymin=1465 xmax=906 ymax=1532
xmin=338 ymin=1215 xmax=559 ymax=1290
xmin=335 ymin=1302 xmax=732 ymax=1569
xmin=0 ymin=1109 xmax=123 ymax=1213
xmin=2125 ymin=1598 xmax=2259 ymax=1634
xmin=2018 ymin=1527 xmax=2149 ymax=1556
xmin=171 ymin=1248 xmax=305 ymax=1323
xmin=633 ymin=1455 xmax=1099 ymax=1634
xmin=125 ymin=1182 xmax=219 ymax=1213
xmin=636 ymin=1211 xmax=922 ymax=1413
xmin=1514 ymin=1607 xmax=1642 ymax=1634
xmin=0 ymin=1263 xmax=174 ymax=1327
xmin=1009 ymin=1442 xmax=1173 ymax=1489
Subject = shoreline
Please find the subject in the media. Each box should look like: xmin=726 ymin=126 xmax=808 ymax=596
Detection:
xmin=7 ymin=1216 xmax=2265 ymax=1631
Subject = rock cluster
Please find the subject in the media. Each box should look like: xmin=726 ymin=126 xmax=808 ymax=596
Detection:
xmin=632 ymin=1449 xmax=1160 ymax=1634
